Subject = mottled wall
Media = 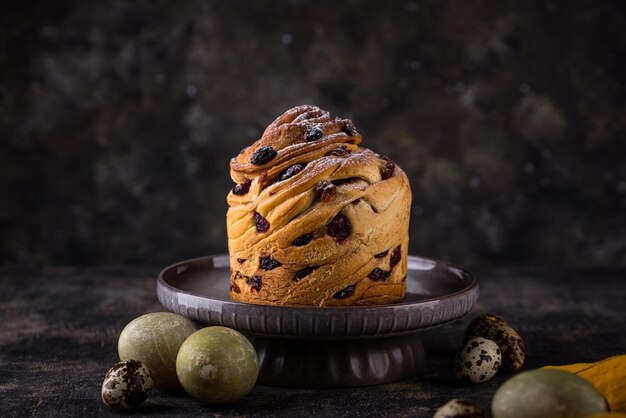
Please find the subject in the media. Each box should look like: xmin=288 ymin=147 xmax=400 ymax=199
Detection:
xmin=2 ymin=1 xmax=625 ymax=266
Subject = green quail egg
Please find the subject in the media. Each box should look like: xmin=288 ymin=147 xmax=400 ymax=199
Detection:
xmin=434 ymin=398 xmax=486 ymax=418
xmin=101 ymin=359 xmax=153 ymax=410
xmin=455 ymin=337 xmax=501 ymax=384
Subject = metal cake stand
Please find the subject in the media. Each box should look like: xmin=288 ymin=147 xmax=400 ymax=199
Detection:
xmin=157 ymin=254 xmax=478 ymax=388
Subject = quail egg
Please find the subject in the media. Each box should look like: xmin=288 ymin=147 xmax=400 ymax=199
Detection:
xmin=465 ymin=313 xmax=525 ymax=373
xmin=102 ymin=359 xmax=153 ymax=410
xmin=465 ymin=313 xmax=507 ymax=337
xmin=455 ymin=337 xmax=501 ymax=384
xmin=434 ymin=398 xmax=486 ymax=418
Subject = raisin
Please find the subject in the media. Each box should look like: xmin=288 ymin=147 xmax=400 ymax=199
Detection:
xmin=280 ymin=163 xmax=305 ymax=181
xmin=351 ymin=198 xmax=361 ymax=205
xmin=342 ymin=120 xmax=358 ymax=136
xmin=381 ymin=158 xmax=396 ymax=180
xmin=292 ymin=233 xmax=312 ymax=246
xmin=237 ymin=258 xmax=246 ymax=264
xmin=326 ymin=214 xmax=351 ymax=242
xmin=230 ymin=281 xmax=241 ymax=293
xmin=326 ymin=146 xmax=350 ymax=156
xmin=232 ymin=179 xmax=252 ymax=195
xmin=251 ymin=145 xmax=277 ymax=166
xmin=390 ymin=245 xmax=401 ymax=268
xmin=315 ymin=180 xmax=336 ymax=202
xmin=260 ymin=256 xmax=282 ymax=270
xmin=305 ymin=125 xmax=324 ymax=141
xmin=368 ymin=268 xmax=390 ymax=281
xmin=295 ymin=266 xmax=315 ymax=281
xmin=333 ymin=284 xmax=356 ymax=299
xmin=253 ymin=211 xmax=270 ymax=233
xmin=246 ymin=276 xmax=262 ymax=292
xmin=374 ymin=250 xmax=388 ymax=258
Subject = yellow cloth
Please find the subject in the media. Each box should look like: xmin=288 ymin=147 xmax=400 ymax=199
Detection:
xmin=544 ymin=355 xmax=626 ymax=413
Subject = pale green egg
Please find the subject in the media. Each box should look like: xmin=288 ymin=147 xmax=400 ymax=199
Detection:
xmin=118 ymin=312 xmax=199 ymax=390
xmin=176 ymin=326 xmax=259 ymax=405
xmin=492 ymin=369 xmax=608 ymax=418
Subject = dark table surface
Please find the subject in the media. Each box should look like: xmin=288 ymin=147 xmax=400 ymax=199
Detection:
xmin=1 ymin=263 xmax=625 ymax=417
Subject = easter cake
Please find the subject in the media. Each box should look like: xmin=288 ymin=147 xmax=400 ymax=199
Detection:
xmin=226 ymin=105 xmax=412 ymax=306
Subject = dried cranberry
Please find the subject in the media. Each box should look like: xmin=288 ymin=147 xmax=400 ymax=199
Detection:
xmin=232 ymin=179 xmax=252 ymax=195
xmin=342 ymin=120 xmax=358 ymax=136
xmin=251 ymin=145 xmax=277 ymax=166
xmin=295 ymin=266 xmax=315 ymax=281
xmin=257 ymin=172 xmax=269 ymax=187
xmin=381 ymin=158 xmax=396 ymax=180
xmin=246 ymin=276 xmax=262 ymax=292
xmin=326 ymin=146 xmax=350 ymax=156
xmin=260 ymin=256 xmax=282 ymax=270
xmin=368 ymin=268 xmax=391 ymax=281
xmin=280 ymin=163 xmax=305 ymax=181
xmin=253 ymin=211 xmax=270 ymax=233
xmin=292 ymin=233 xmax=312 ymax=246
xmin=305 ymin=125 xmax=324 ymax=141
xmin=333 ymin=284 xmax=356 ymax=299
xmin=237 ymin=258 xmax=246 ymax=264
xmin=230 ymin=281 xmax=241 ymax=293
xmin=316 ymin=180 xmax=336 ymax=202
xmin=326 ymin=214 xmax=351 ymax=242
xmin=374 ymin=250 xmax=389 ymax=259
xmin=390 ymin=246 xmax=401 ymax=268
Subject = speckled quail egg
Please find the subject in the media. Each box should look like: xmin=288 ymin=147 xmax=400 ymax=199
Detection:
xmin=434 ymin=398 xmax=486 ymax=418
xmin=102 ymin=359 xmax=153 ymax=410
xmin=465 ymin=313 xmax=525 ymax=373
xmin=118 ymin=312 xmax=199 ymax=390
xmin=176 ymin=326 xmax=259 ymax=405
xmin=455 ymin=337 xmax=501 ymax=384
xmin=465 ymin=313 xmax=507 ymax=337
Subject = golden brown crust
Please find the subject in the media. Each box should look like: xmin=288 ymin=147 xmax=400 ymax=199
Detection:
xmin=226 ymin=105 xmax=411 ymax=306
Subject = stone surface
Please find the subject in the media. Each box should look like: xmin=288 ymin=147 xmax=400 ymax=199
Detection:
xmin=1 ymin=1 xmax=625 ymax=266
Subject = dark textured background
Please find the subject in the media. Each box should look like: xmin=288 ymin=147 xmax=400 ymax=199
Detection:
xmin=2 ymin=0 xmax=625 ymax=267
